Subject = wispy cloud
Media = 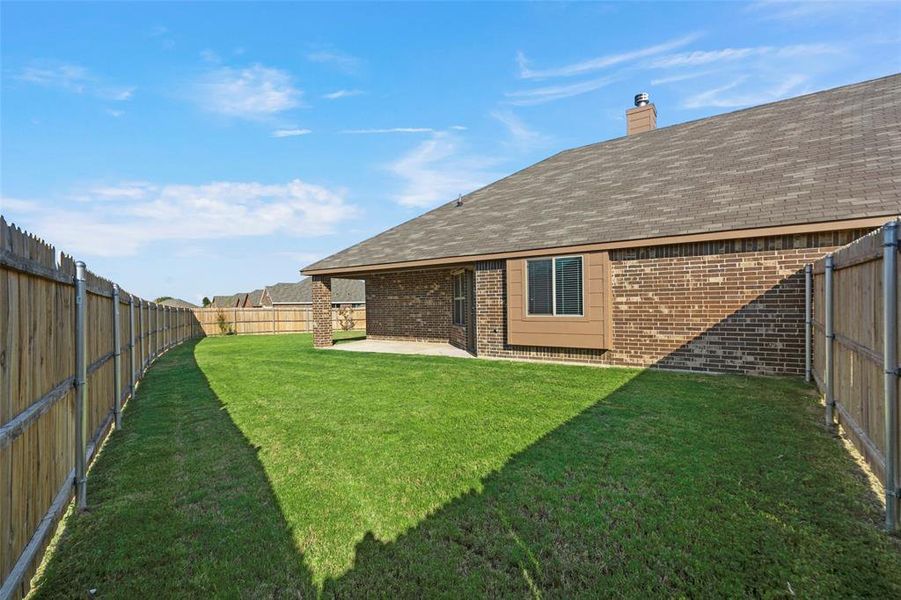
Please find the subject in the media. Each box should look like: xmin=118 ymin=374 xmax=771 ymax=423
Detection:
xmin=306 ymin=50 xmax=362 ymax=73
xmin=505 ymin=75 xmax=617 ymax=106
xmin=342 ymin=127 xmax=434 ymax=134
xmin=17 ymin=61 xmax=134 ymax=101
xmin=1 ymin=196 xmax=41 ymax=214
xmin=323 ymin=89 xmax=364 ymax=100
xmin=516 ymin=33 xmax=699 ymax=79
xmin=490 ymin=109 xmax=546 ymax=147
xmin=682 ymin=74 xmax=808 ymax=109
xmin=649 ymin=43 xmax=837 ymax=68
xmin=195 ymin=64 xmax=302 ymax=119
xmin=274 ymin=250 xmax=324 ymax=266
xmin=73 ymin=181 xmax=156 ymax=201
xmin=200 ymin=49 xmax=221 ymax=63
xmin=745 ymin=0 xmax=883 ymax=22
xmin=650 ymin=71 xmax=713 ymax=86
xmin=389 ymin=132 xmax=500 ymax=208
xmin=271 ymin=128 xmax=312 ymax=138
xmin=16 ymin=179 xmax=357 ymax=257
xmin=146 ymin=25 xmax=175 ymax=49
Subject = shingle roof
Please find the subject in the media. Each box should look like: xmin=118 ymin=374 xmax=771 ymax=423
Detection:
xmin=266 ymin=278 xmax=365 ymax=304
xmin=305 ymin=74 xmax=901 ymax=272
xmin=247 ymin=288 xmax=266 ymax=307
xmin=158 ymin=297 xmax=199 ymax=309
xmin=210 ymin=294 xmax=241 ymax=308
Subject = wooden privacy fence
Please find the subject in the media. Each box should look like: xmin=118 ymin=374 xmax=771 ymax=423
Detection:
xmin=0 ymin=218 xmax=202 ymax=599
xmin=808 ymin=219 xmax=900 ymax=532
xmin=192 ymin=306 xmax=366 ymax=336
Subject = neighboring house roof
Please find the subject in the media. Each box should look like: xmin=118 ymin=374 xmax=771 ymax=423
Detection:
xmin=210 ymin=294 xmax=241 ymax=308
xmin=158 ymin=297 xmax=199 ymax=309
xmin=305 ymin=75 xmax=901 ymax=273
xmin=266 ymin=278 xmax=365 ymax=304
xmin=247 ymin=288 xmax=266 ymax=307
xmin=259 ymin=288 xmax=273 ymax=307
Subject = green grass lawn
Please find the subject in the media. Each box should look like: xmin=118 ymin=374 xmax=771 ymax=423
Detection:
xmin=33 ymin=333 xmax=901 ymax=598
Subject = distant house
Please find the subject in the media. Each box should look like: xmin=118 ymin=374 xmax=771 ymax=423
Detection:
xmin=158 ymin=298 xmax=199 ymax=309
xmin=302 ymin=75 xmax=899 ymax=375
xmin=246 ymin=288 xmax=267 ymax=308
xmin=266 ymin=278 xmax=365 ymax=308
xmin=207 ymin=279 xmax=364 ymax=310
xmin=209 ymin=294 xmax=242 ymax=308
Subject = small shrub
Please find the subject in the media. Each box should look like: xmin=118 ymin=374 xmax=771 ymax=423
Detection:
xmin=215 ymin=310 xmax=235 ymax=335
xmin=338 ymin=306 xmax=356 ymax=331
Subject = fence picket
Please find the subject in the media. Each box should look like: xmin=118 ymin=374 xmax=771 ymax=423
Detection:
xmin=811 ymin=219 xmax=900 ymax=533
xmin=191 ymin=306 xmax=366 ymax=336
xmin=0 ymin=219 xmax=202 ymax=599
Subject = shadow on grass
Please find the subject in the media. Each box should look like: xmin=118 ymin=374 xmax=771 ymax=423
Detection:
xmin=31 ymin=340 xmax=317 ymax=598
xmin=320 ymin=370 xmax=901 ymax=597
xmin=32 ymin=337 xmax=901 ymax=598
xmin=332 ymin=329 xmax=367 ymax=344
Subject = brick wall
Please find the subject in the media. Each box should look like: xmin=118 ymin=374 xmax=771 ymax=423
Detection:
xmin=607 ymin=248 xmax=832 ymax=374
xmin=474 ymin=231 xmax=869 ymax=374
xmin=342 ymin=230 xmax=870 ymax=375
xmin=364 ymin=268 xmax=457 ymax=343
xmin=312 ymin=275 xmax=332 ymax=348
xmin=449 ymin=325 xmax=467 ymax=350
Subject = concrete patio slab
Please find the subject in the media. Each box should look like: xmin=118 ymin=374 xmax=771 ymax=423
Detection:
xmin=329 ymin=338 xmax=473 ymax=358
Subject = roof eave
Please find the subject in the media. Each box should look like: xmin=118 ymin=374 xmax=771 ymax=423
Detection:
xmin=301 ymin=215 xmax=897 ymax=276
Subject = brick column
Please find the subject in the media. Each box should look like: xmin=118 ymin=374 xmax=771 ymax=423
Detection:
xmin=312 ymin=275 xmax=333 ymax=348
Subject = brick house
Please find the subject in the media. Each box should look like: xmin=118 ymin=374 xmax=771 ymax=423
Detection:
xmin=157 ymin=297 xmax=199 ymax=309
xmin=210 ymin=294 xmax=243 ymax=308
xmin=302 ymin=75 xmax=900 ymax=375
xmin=265 ymin=278 xmax=365 ymax=308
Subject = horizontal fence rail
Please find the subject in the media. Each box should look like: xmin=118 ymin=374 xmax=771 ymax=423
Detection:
xmin=0 ymin=217 xmax=202 ymax=599
xmin=809 ymin=219 xmax=900 ymax=532
xmin=192 ymin=306 xmax=366 ymax=336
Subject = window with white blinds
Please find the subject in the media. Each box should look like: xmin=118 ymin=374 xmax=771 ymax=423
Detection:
xmin=453 ymin=272 xmax=466 ymax=325
xmin=527 ymin=259 xmax=553 ymax=315
xmin=527 ymin=256 xmax=583 ymax=316
xmin=555 ymin=256 xmax=583 ymax=315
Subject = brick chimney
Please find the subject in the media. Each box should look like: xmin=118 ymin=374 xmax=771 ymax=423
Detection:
xmin=626 ymin=92 xmax=656 ymax=136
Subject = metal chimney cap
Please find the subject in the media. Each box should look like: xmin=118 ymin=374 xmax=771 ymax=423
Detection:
xmin=634 ymin=92 xmax=650 ymax=107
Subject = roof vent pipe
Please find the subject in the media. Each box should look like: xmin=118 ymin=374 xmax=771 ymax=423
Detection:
xmin=456 ymin=194 xmax=464 ymax=207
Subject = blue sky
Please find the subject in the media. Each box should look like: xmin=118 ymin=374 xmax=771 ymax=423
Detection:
xmin=2 ymin=1 xmax=899 ymax=303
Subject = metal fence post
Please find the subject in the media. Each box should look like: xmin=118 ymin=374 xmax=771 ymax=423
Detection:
xmin=151 ymin=304 xmax=156 ymax=358
xmin=129 ymin=297 xmax=136 ymax=396
xmin=824 ymin=253 xmax=835 ymax=429
xmin=883 ymin=220 xmax=899 ymax=532
xmin=805 ymin=263 xmax=813 ymax=383
xmin=112 ymin=284 xmax=122 ymax=430
xmin=74 ymin=261 xmax=88 ymax=510
xmin=139 ymin=299 xmax=145 ymax=371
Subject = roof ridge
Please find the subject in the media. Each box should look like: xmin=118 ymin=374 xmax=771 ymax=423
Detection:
xmin=558 ymin=72 xmax=901 ymax=155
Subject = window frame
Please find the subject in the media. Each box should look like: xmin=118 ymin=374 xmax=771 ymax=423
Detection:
xmin=525 ymin=255 xmax=584 ymax=317
xmin=452 ymin=271 xmax=466 ymax=326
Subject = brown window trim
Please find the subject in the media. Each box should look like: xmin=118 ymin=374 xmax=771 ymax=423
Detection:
xmin=523 ymin=255 xmax=587 ymax=321
xmin=507 ymin=251 xmax=612 ymax=350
